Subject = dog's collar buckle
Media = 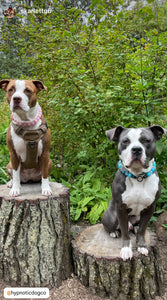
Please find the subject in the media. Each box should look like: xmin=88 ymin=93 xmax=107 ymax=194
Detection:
xmin=136 ymin=175 xmax=144 ymax=182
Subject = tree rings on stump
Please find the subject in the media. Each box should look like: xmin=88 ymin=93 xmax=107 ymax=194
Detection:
xmin=72 ymin=224 xmax=164 ymax=300
xmin=0 ymin=182 xmax=72 ymax=287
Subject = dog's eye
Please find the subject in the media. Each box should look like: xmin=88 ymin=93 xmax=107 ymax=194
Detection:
xmin=122 ymin=138 xmax=130 ymax=145
xmin=8 ymin=87 xmax=14 ymax=93
xmin=24 ymin=88 xmax=32 ymax=94
xmin=141 ymin=137 xmax=151 ymax=143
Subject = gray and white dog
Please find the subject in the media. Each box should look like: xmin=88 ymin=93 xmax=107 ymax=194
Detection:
xmin=102 ymin=125 xmax=167 ymax=261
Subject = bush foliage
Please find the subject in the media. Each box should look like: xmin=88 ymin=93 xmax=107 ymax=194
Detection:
xmin=0 ymin=0 xmax=167 ymax=223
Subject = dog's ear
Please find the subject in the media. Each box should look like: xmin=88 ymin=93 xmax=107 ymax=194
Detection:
xmin=32 ymin=80 xmax=47 ymax=93
xmin=0 ymin=79 xmax=10 ymax=91
xmin=149 ymin=125 xmax=167 ymax=141
xmin=106 ymin=126 xmax=125 ymax=142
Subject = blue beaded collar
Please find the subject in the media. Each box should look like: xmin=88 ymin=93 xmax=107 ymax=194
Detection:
xmin=118 ymin=160 xmax=156 ymax=182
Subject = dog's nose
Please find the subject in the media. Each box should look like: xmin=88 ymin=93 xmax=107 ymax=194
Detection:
xmin=13 ymin=96 xmax=22 ymax=105
xmin=131 ymin=146 xmax=142 ymax=155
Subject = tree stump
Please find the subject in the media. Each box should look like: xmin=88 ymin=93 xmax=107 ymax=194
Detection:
xmin=0 ymin=182 xmax=72 ymax=287
xmin=72 ymin=224 xmax=164 ymax=300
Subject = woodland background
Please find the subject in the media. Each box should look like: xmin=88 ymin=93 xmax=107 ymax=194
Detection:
xmin=0 ymin=0 xmax=167 ymax=225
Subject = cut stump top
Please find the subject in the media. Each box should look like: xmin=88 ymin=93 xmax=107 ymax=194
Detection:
xmin=0 ymin=182 xmax=69 ymax=202
xmin=74 ymin=224 xmax=156 ymax=260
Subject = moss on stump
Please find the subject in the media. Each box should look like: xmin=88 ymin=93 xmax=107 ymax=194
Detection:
xmin=72 ymin=224 xmax=164 ymax=300
xmin=0 ymin=182 xmax=72 ymax=287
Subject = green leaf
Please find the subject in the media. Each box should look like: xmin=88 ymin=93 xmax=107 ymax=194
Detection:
xmin=155 ymin=209 xmax=165 ymax=214
xmin=156 ymin=141 xmax=164 ymax=155
xmin=74 ymin=208 xmax=82 ymax=221
xmin=81 ymin=196 xmax=95 ymax=208
xmin=87 ymin=203 xmax=104 ymax=225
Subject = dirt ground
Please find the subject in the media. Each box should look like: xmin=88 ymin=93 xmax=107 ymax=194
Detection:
xmin=0 ymin=222 xmax=167 ymax=300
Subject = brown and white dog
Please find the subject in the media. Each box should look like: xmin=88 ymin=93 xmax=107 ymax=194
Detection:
xmin=0 ymin=79 xmax=52 ymax=196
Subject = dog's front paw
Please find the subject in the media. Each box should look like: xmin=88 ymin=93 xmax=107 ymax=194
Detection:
xmin=138 ymin=247 xmax=148 ymax=256
xmin=120 ymin=246 xmax=133 ymax=261
xmin=42 ymin=178 xmax=52 ymax=196
xmin=9 ymin=187 xmax=20 ymax=197
xmin=42 ymin=187 xmax=52 ymax=196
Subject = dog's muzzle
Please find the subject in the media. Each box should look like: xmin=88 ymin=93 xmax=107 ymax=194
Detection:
xmin=131 ymin=146 xmax=142 ymax=157
xmin=13 ymin=96 xmax=22 ymax=109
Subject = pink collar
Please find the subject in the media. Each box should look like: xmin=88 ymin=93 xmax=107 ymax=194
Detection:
xmin=11 ymin=105 xmax=42 ymax=127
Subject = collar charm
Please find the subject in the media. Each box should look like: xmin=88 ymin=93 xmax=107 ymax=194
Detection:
xmin=118 ymin=160 xmax=156 ymax=182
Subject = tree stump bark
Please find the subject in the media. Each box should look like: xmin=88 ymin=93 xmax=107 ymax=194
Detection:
xmin=0 ymin=182 xmax=72 ymax=288
xmin=72 ymin=224 xmax=164 ymax=300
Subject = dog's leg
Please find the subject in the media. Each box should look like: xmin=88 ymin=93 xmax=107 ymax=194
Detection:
xmin=7 ymin=150 xmax=21 ymax=196
xmin=39 ymin=130 xmax=52 ymax=196
xmin=117 ymin=204 xmax=133 ymax=261
xmin=40 ymin=154 xmax=52 ymax=196
xmin=6 ymin=162 xmax=13 ymax=188
xmin=137 ymin=202 xmax=156 ymax=255
xmin=7 ymin=128 xmax=21 ymax=196
xmin=102 ymin=199 xmax=120 ymax=237
xmin=9 ymin=164 xmax=21 ymax=196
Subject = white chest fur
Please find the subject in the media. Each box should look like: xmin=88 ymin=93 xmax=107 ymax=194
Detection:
xmin=122 ymin=174 xmax=159 ymax=216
